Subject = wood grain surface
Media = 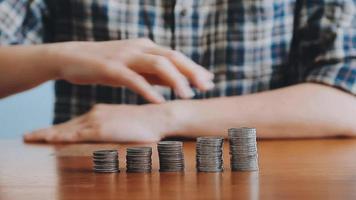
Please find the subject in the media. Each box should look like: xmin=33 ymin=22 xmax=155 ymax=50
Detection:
xmin=0 ymin=138 xmax=356 ymax=200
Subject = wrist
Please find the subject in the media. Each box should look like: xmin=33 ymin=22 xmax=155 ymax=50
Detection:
xmin=156 ymin=100 xmax=196 ymax=138
xmin=39 ymin=43 xmax=67 ymax=80
xmin=30 ymin=44 xmax=62 ymax=80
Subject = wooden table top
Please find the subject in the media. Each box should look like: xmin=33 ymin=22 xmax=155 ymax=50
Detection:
xmin=0 ymin=138 xmax=356 ymax=200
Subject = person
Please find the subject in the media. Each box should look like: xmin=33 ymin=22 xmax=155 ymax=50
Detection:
xmin=0 ymin=0 xmax=355 ymax=143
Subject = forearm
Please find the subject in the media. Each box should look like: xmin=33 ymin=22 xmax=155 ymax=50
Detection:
xmin=165 ymin=83 xmax=356 ymax=138
xmin=0 ymin=45 xmax=58 ymax=98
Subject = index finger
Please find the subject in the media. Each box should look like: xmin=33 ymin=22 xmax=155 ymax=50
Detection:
xmin=144 ymin=46 xmax=215 ymax=91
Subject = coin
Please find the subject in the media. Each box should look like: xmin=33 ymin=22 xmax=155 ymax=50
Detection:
xmin=196 ymin=136 xmax=224 ymax=173
xmin=228 ymin=127 xmax=259 ymax=171
xmin=158 ymin=141 xmax=185 ymax=172
xmin=126 ymin=147 xmax=152 ymax=173
xmin=93 ymin=149 xmax=119 ymax=173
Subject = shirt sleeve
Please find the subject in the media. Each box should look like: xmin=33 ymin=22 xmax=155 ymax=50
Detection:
xmin=295 ymin=0 xmax=356 ymax=95
xmin=0 ymin=0 xmax=45 ymax=45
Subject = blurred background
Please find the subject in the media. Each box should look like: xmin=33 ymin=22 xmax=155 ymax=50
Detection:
xmin=0 ymin=82 xmax=53 ymax=138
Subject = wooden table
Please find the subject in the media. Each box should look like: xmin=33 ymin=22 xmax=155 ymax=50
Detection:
xmin=1 ymin=139 xmax=356 ymax=200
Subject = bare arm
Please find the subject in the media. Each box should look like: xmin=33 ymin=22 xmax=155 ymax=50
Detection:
xmin=0 ymin=39 xmax=214 ymax=101
xmin=24 ymin=82 xmax=356 ymax=143
xmin=0 ymin=45 xmax=57 ymax=98
xmin=168 ymin=83 xmax=356 ymax=138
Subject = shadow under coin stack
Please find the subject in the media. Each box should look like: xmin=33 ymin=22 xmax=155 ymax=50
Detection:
xmin=196 ymin=136 xmax=224 ymax=172
xmin=228 ymin=127 xmax=259 ymax=171
xmin=157 ymin=141 xmax=185 ymax=172
xmin=93 ymin=150 xmax=119 ymax=173
xmin=126 ymin=147 xmax=152 ymax=173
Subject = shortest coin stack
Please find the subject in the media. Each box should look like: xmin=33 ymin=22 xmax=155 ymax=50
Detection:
xmin=228 ymin=127 xmax=259 ymax=171
xmin=126 ymin=147 xmax=152 ymax=173
xmin=196 ymin=136 xmax=224 ymax=172
xmin=157 ymin=141 xmax=185 ymax=172
xmin=93 ymin=150 xmax=119 ymax=173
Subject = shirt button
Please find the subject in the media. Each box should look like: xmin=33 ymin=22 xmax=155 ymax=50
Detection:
xmin=180 ymin=8 xmax=187 ymax=16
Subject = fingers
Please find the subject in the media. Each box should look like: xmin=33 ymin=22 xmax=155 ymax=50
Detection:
xmin=68 ymin=38 xmax=214 ymax=103
xmin=131 ymin=54 xmax=195 ymax=99
xmin=140 ymin=73 xmax=168 ymax=85
xmin=104 ymin=66 xmax=166 ymax=103
xmin=24 ymin=128 xmax=52 ymax=142
xmin=24 ymin=117 xmax=87 ymax=143
xmin=24 ymin=126 xmax=86 ymax=143
xmin=23 ymin=103 xmax=163 ymax=144
xmin=144 ymin=46 xmax=215 ymax=91
xmin=24 ymin=127 xmax=70 ymax=143
xmin=130 ymin=38 xmax=214 ymax=91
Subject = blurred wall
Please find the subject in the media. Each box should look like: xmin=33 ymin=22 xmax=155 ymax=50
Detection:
xmin=0 ymin=82 xmax=54 ymax=139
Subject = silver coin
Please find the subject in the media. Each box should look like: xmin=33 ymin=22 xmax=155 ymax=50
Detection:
xmin=158 ymin=140 xmax=185 ymax=172
xmin=93 ymin=150 xmax=118 ymax=156
xmin=228 ymin=127 xmax=256 ymax=138
xmin=127 ymin=147 xmax=152 ymax=151
xmin=93 ymin=154 xmax=118 ymax=159
xmin=158 ymin=141 xmax=183 ymax=146
xmin=196 ymin=137 xmax=224 ymax=173
xmin=126 ymin=146 xmax=153 ymax=172
xmin=229 ymin=138 xmax=256 ymax=144
xmin=92 ymin=149 xmax=120 ymax=173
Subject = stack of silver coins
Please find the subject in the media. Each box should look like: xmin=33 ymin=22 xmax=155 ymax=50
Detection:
xmin=196 ymin=136 xmax=224 ymax=172
xmin=126 ymin=147 xmax=152 ymax=173
xmin=228 ymin=127 xmax=259 ymax=171
xmin=93 ymin=150 xmax=119 ymax=173
xmin=157 ymin=141 xmax=185 ymax=172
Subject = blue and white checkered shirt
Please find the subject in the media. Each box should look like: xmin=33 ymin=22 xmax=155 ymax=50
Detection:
xmin=1 ymin=0 xmax=356 ymax=124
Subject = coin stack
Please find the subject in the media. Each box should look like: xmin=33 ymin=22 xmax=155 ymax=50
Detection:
xmin=157 ymin=141 xmax=185 ymax=172
xmin=126 ymin=147 xmax=152 ymax=173
xmin=196 ymin=136 xmax=224 ymax=172
xmin=228 ymin=127 xmax=259 ymax=171
xmin=92 ymin=150 xmax=119 ymax=173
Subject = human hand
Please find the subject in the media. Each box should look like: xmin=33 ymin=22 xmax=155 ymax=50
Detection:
xmin=23 ymin=103 xmax=175 ymax=143
xmin=46 ymin=38 xmax=214 ymax=103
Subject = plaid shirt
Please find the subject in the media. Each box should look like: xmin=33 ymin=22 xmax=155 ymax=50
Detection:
xmin=1 ymin=0 xmax=355 ymax=124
